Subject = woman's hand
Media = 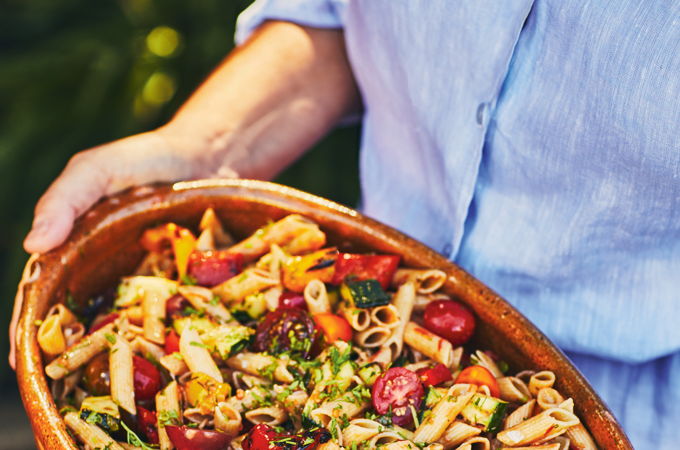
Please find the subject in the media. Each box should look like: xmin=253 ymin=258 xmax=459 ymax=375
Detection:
xmin=23 ymin=128 xmax=235 ymax=254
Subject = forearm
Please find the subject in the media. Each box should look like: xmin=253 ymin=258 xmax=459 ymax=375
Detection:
xmin=160 ymin=20 xmax=360 ymax=180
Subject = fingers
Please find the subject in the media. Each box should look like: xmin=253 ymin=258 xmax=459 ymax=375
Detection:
xmin=24 ymin=151 xmax=110 ymax=253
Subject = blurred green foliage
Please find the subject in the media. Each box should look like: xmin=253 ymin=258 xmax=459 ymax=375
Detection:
xmin=0 ymin=0 xmax=360 ymax=385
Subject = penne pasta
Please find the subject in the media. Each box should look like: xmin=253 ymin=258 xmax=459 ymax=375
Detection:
xmin=342 ymin=418 xmax=383 ymax=445
xmin=565 ymin=423 xmax=597 ymax=450
xmin=438 ymin=420 xmax=482 ymax=449
xmin=529 ymin=371 xmax=556 ymax=396
xmin=455 ymin=436 xmax=490 ymax=450
xmin=413 ymin=383 xmax=477 ymax=443
xmin=404 ymin=321 xmax=455 ymax=367
xmin=45 ymin=322 xmax=116 ymax=379
xmin=37 ymin=314 xmax=67 ymax=357
xmin=382 ymin=281 xmax=417 ymax=360
xmin=503 ymin=399 xmax=536 ymax=430
xmin=64 ymin=411 xmax=125 ymax=450
xmin=536 ymin=387 xmax=565 ymax=410
xmin=355 ymin=325 xmax=392 ymax=348
xmin=370 ymin=304 xmax=400 ymax=329
xmin=156 ymin=381 xmax=181 ymax=450
xmin=178 ymin=285 xmax=234 ymax=324
xmin=304 ymin=279 xmax=331 ymax=314
xmin=244 ymin=406 xmax=288 ymax=426
xmin=392 ymin=268 xmax=447 ymax=294
xmin=109 ymin=335 xmax=136 ymax=415
xmin=179 ymin=327 xmax=223 ymax=382
xmin=497 ymin=407 xmax=579 ymax=446
xmin=215 ymin=402 xmax=243 ymax=437
xmin=497 ymin=376 xmax=531 ymax=403
xmin=225 ymin=352 xmax=294 ymax=383
xmin=471 ymin=350 xmax=503 ymax=378
xmin=212 ymin=267 xmax=278 ymax=303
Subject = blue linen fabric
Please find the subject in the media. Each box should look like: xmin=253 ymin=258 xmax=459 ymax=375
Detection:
xmin=237 ymin=1 xmax=680 ymax=447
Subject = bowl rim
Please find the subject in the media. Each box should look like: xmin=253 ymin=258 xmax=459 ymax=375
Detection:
xmin=15 ymin=178 xmax=632 ymax=449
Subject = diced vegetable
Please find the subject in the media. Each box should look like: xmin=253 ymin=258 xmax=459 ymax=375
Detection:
xmin=331 ymin=253 xmax=400 ymax=289
xmin=188 ymin=250 xmax=243 ymax=287
xmin=172 ymin=316 xmax=217 ymax=336
xmin=460 ymin=393 xmax=508 ymax=433
xmin=340 ymin=279 xmax=390 ymax=308
xmin=313 ymin=313 xmax=353 ymax=343
xmin=80 ymin=396 xmax=120 ymax=418
xmin=164 ymin=329 xmax=181 ymax=354
xmin=202 ymin=324 xmax=254 ymax=359
xmin=455 ymin=365 xmax=501 ymax=398
xmin=136 ymin=406 xmax=159 ymax=444
xmin=166 ymin=425 xmax=231 ymax=450
xmin=424 ymin=386 xmax=445 ymax=408
xmin=184 ymin=372 xmax=231 ymax=414
xmin=230 ymin=292 xmax=267 ymax=320
xmin=282 ymin=248 xmax=338 ymax=293
xmin=133 ymin=355 xmax=162 ymax=401
xmin=416 ymin=363 xmax=453 ymax=387
xmin=115 ymin=276 xmax=177 ymax=308
xmin=358 ymin=363 xmax=382 ymax=386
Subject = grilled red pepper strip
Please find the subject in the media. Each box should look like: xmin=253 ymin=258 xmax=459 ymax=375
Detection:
xmin=331 ymin=253 xmax=400 ymax=289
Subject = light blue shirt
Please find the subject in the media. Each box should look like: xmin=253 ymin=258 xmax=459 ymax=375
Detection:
xmin=237 ymin=1 xmax=680 ymax=447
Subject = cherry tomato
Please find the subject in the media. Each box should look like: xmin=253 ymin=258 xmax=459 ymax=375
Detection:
xmin=188 ymin=250 xmax=243 ymax=287
xmin=455 ymin=365 xmax=501 ymax=398
xmin=416 ymin=363 xmax=453 ymax=387
xmin=252 ymin=308 xmax=321 ymax=359
xmin=313 ymin=313 xmax=352 ymax=343
xmin=243 ymin=424 xmax=331 ymax=450
xmin=133 ymin=355 xmax=162 ymax=401
xmin=82 ymin=353 xmax=110 ymax=395
xmin=88 ymin=313 xmax=119 ymax=335
xmin=423 ymin=300 xmax=476 ymax=346
xmin=165 ymin=425 xmax=231 ymax=450
xmin=164 ymin=329 xmax=181 ymax=355
xmin=331 ymin=253 xmax=400 ymax=289
xmin=279 ymin=291 xmax=307 ymax=309
xmin=165 ymin=294 xmax=189 ymax=318
xmin=372 ymin=367 xmax=424 ymax=427
xmin=136 ymin=406 xmax=159 ymax=444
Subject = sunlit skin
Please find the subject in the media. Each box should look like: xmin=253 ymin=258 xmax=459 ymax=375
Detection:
xmin=10 ymin=22 xmax=359 ymax=367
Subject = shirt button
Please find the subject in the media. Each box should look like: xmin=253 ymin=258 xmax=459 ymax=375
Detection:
xmin=476 ymin=102 xmax=487 ymax=125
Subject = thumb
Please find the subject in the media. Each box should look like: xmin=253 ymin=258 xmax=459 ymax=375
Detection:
xmin=24 ymin=151 xmax=110 ymax=254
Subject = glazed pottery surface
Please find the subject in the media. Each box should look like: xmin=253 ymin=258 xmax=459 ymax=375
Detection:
xmin=15 ymin=179 xmax=632 ymax=449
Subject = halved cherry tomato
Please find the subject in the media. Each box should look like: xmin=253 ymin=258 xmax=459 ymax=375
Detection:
xmin=331 ymin=253 xmax=400 ymax=289
xmin=88 ymin=313 xmax=119 ymax=335
xmin=243 ymin=424 xmax=331 ymax=450
xmin=164 ymin=329 xmax=181 ymax=355
xmin=416 ymin=363 xmax=453 ymax=387
xmin=279 ymin=291 xmax=307 ymax=309
xmin=165 ymin=294 xmax=189 ymax=318
xmin=372 ymin=367 xmax=424 ymax=427
xmin=166 ymin=425 xmax=231 ymax=450
xmin=136 ymin=406 xmax=159 ymax=444
xmin=455 ymin=365 xmax=500 ymax=398
xmin=140 ymin=223 xmax=197 ymax=279
xmin=133 ymin=355 xmax=162 ymax=401
xmin=313 ymin=313 xmax=352 ymax=343
xmin=188 ymin=250 xmax=243 ymax=287
xmin=423 ymin=299 xmax=476 ymax=346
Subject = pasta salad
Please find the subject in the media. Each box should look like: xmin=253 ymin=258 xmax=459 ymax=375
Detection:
xmin=37 ymin=210 xmax=596 ymax=449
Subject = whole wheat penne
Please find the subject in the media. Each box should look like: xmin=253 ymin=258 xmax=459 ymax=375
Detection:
xmin=565 ymin=423 xmax=597 ymax=450
xmin=499 ymin=445 xmax=560 ymax=450
xmin=179 ymin=327 xmax=223 ymax=382
xmin=369 ymin=431 xmax=409 ymax=447
xmin=382 ymin=281 xmax=416 ymax=360
xmin=382 ymin=441 xmax=422 ymax=450
xmin=64 ymin=411 xmax=125 ymax=450
xmin=227 ymin=215 xmax=322 ymax=262
xmin=536 ymin=387 xmax=565 ymax=410
xmin=179 ymin=285 xmax=234 ymax=323
xmin=245 ymin=406 xmax=288 ymax=426
xmin=132 ymin=336 xmax=165 ymax=363
xmin=226 ymin=352 xmax=294 ymax=383
xmin=45 ymin=322 xmax=116 ymax=379
xmin=355 ymin=325 xmax=392 ymax=348
xmin=199 ymin=207 xmax=233 ymax=248
xmin=109 ymin=335 xmax=136 ymax=415
xmin=497 ymin=407 xmax=579 ymax=446
xmin=304 ymin=279 xmax=331 ymax=314
xmin=404 ymin=321 xmax=455 ymax=367
xmin=342 ymin=418 xmax=383 ymax=445
xmin=160 ymin=352 xmax=189 ymax=376
xmin=529 ymin=371 xmax=556 ymax=396
xmin=212 ymin=267 xmax=278 ymax=303
xmin=142 ymin=281 xmax=168 ymax=344
xmin=413 ymin=383 xmax=477 ymax=443
xmin=371 ymin=304 xmax=400 ymax=329
xmin=438 ymin=420 xmax=482 ymax=449
xmin=503 ymin=399 xmax=536 ymax=429
xmin=392 ymin=268 xmax=447 ymax=294
xmin=310 ymin=393 xmax=369 ymax=428
xmin=472 ymin=350 xmax=504 ymax=378
xmin=46 ymin=304 xmax=78 ymax=327
xmin=156 ymin=381 xmax=181 ymax=450
xmin=215 ymin=402 xmax=242 ymax=437
xmin=455 ymin=436 xmax=490 ymax=450
xmin=123 ymin=305 xmax=144 ymax=325
xmin=497 ymin=376 xmax=531 ymax=403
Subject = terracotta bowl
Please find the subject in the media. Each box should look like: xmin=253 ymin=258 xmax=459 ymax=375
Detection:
xmin=15 ymin=179 xmax=631 ymax=449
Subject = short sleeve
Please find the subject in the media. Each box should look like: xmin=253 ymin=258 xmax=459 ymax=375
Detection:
xmin=235 ymin=0 xmax=347 ymax=45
